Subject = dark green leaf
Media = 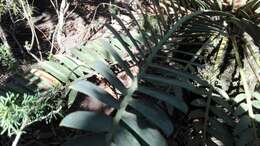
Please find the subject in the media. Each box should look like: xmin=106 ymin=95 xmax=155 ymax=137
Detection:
xmin=142 ymin=74 xmax=205 ymax=95
xmin=121 ymin=112 xmax=167 ymax=146
xmin=69 ymin=80 xmax=120 ymax=109
xmin=129 ymin=99 xmax=174 ymax=136
xmin=38 ymin=61 xmax=76 ymax=82
xmin=150 ymin=64 xmax=208 ymax=85
xmin=60 ymin=111 xmax=112 ymax=132
xmin=111 ymin=14 xmax=145 ymax=58
xmin=101 ymin=39 xmax=134 ymax=79
xmin=69 ymin=48 xmax=97 ymax=67
xmin=113 ymin=127 xmax=141 ymax=146
xmin=105 ymin=24 xmax=138 ymax=63
xmin=55 ymin=55 xmax=92 ymax=76
xmin=94 ymin=61 xmax=127 ymax=94
xmin=138 ymin=86 xmax=188 ymax=113
xmin=84 ymin=39 xmax=121 ymax=63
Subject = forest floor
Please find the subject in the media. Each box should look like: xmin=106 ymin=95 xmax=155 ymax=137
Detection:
xmin=0 ymin=2 xmax=112 ymax=146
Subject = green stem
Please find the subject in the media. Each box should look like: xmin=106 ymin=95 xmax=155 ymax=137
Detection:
xmin=203 ymin=87 xmax=213 ymax=145
xmin=12 ymin=118 xmax=28 ymax=146
xmin=108 ymin=78 xmax=138 ymax=146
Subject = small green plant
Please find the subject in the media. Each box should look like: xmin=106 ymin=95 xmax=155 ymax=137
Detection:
xmin=0 ymin=0 xmax=20 ymax=15
xmin=0 ymin=44 xmax=16 ymax=70
xmin=0 ymin=91 xmax=62 ymax=146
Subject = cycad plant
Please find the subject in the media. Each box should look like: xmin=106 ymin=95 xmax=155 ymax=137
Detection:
xmin=1 ymin=0 xmax=259 ymax=145
xmin=166 ymin=0 xmax=260 ymax=145
xmin=27 ymin=7 xmax=210 ymax=145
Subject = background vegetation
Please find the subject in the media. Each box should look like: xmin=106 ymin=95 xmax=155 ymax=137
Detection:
xmin=0 ymin=0 xmax=259 ymax=146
